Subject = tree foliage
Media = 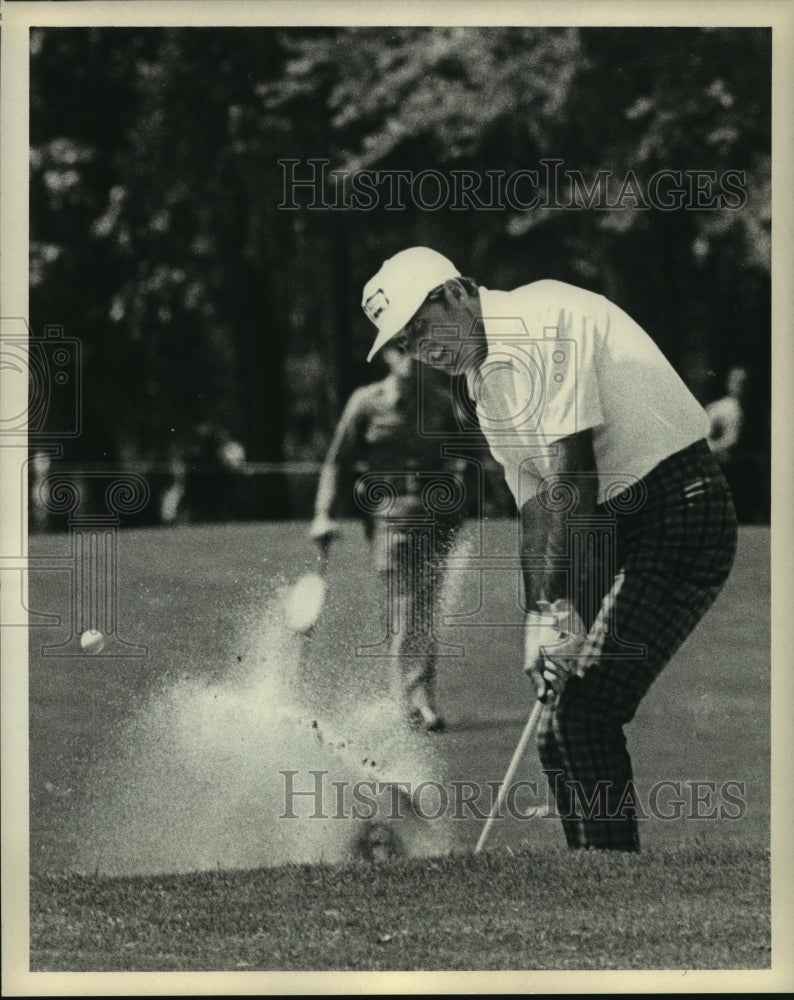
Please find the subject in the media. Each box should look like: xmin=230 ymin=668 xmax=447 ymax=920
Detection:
xmin=30 ymin=26 xmax=771 ymax=487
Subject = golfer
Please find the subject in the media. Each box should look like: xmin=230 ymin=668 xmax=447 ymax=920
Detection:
xmin=362 ymin=247 xmax=738 ymax=851
xmin=310 ymin=340 xmax=464 ymax=733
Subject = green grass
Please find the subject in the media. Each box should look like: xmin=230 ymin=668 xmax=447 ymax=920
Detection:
xmin=30 ymin=844 xmax=770 ymax=971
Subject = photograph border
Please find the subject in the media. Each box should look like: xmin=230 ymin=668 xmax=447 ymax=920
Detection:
xmin=2 ymin=0 xmax=792 ymax=994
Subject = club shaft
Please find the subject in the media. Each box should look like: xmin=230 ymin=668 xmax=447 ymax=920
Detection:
xmin=318 ymin=538 xmax=331 ymax=575
xmin=474 ymin=699 xmax=542 ymax=855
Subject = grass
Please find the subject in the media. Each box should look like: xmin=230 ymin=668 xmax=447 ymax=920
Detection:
xmin=30 ymin=844 xmax=770 ymax=972
xmin=22 ymin=520 xmax=772 ymax=974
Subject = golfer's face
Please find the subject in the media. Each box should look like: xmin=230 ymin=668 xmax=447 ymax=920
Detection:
xmin=397 ymin=300 xmax=468 ymax=374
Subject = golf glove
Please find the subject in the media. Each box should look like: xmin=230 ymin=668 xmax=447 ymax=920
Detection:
xmin=524 ymin=600 xmax=588 ymax=702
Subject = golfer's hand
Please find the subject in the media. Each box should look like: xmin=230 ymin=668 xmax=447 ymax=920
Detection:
xmin=523 ymin=610 xmax=558 ymax=702
xmin=525 ymin=656 xmax=552 ymax=703
xmin=523 ymin=601 xmax=587 ymax=702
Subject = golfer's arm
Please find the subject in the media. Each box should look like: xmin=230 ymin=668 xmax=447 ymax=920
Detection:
xmin=521 ymin=429 xmax=597 ymax=608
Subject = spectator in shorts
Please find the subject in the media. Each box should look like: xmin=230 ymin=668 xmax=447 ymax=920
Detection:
xmin=310 ymin=343 xmax=465 ymax=733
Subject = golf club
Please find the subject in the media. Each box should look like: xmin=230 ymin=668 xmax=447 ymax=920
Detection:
xmin=473 ymin=697 xmax=542 ymax=855
xmin=285 ymin=537 xmax=331 ymax=635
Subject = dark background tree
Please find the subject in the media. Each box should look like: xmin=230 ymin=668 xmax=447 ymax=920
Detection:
xmin=29 ymin=26 xmax=771 ymax=521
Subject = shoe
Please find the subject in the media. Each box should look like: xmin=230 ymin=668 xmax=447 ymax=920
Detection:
xmin=408 ymin=706 xmax=446 ymax=733
xmin=408 ymin=708 xmax=425 ymax=730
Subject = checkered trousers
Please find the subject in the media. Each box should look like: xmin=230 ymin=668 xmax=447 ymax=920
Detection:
xmin=537 ymin=439 xmax=738 ymax=850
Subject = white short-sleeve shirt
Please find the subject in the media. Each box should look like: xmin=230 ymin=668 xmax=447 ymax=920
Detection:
xmin=468 ymin=281 xmax=709 ymax=507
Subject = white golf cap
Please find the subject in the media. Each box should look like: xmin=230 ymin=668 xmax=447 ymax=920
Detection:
xmin=362 ymin=247 xmax=461 ymax=362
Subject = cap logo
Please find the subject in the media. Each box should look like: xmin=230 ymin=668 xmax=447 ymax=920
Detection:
xmin=364 ymin=288 xmax=390 ymax=323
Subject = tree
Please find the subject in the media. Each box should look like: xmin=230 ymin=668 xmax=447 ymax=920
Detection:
xmin=30 ymin=28 xmax=291 ymax=474
xmin=30 ymin=26 xmax=771 ymax=519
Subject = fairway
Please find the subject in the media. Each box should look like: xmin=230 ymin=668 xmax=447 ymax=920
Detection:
xmin=12 ymin=12 xmax=782 ymax=983
xmin=26 ymin=520 xmax=771 ymax=970
xmin=30 ymin=845 xmax=770 ymax=972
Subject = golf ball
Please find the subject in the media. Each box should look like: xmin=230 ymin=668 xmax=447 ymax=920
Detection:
xmin=80 ymin=629 xmax=106 ymax=654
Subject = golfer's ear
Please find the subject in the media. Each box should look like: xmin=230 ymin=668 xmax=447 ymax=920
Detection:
xmin=439 ymin=277 xmax=464 ymax=308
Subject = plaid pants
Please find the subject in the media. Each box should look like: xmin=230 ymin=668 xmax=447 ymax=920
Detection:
xmin=536 ymin=440 xmax=738 ymax=850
